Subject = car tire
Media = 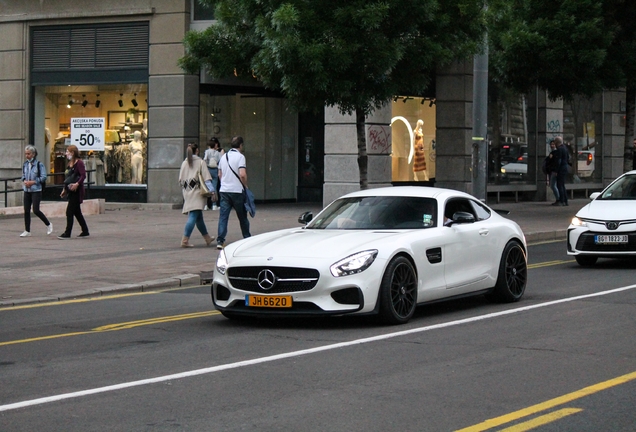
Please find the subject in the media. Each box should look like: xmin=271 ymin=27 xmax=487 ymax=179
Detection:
xmin=378 ymin=256 xmax=417 ymax=325
xmin=575 ymin=255 xmax=598 ymax=267
xmin=488 ymin=241 xmax=527 ymax=303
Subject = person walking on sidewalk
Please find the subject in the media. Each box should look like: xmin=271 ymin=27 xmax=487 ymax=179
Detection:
xmin=554 ymin=136 xmax=569 ymax=206
xmin=58 ymin=145 xmax=90 ymax=239
xmin=216 ymin=136 xmax=251 ymax=249
xmin=20 ymin=145 xmax=53 ymax=237
xmin=178 ymin=143 xmax=215 ymax=248
xmin=547 ymin=140 xmax=561 ymax=205
xmin=203 ymin=137 xmax=223 ymax=210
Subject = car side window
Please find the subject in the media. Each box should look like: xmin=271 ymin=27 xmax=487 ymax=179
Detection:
xmin=444 ymin=198 xmax=476 ymax=222
xmin=469 ymin=200 xmax=491 ymax=221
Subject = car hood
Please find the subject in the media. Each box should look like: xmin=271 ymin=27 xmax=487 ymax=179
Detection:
xmin=577 ymin=200 xmax=636 ymax=220
xmin=230 ymin=228 xmax=402 ymax=259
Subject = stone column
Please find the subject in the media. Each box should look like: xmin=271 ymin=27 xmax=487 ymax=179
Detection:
xmin=147 ymin=1 xmax=199 ymax=204
xmin=322 ymin=106 xmax=392 ymax=206
xmin=435 ymin=60 xmax=474 ymax=193
xmin=0 ymin=22 xmax=26 ymax=182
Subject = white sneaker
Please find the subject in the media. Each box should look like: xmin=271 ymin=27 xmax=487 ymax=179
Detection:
xmin=212 ymin=205 xmax=219 ymax=211
xmin=204 ymin=205 xmax=209 ymax=211
xmin=20 ymin=231 xmax=31 ymax=237
xmin=47 ymin=223 xmax=53 ymax=235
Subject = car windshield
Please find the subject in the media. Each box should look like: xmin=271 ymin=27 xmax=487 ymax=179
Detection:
xmin=598 ymin=174 xmax=636 ymax=200
xmin=307 ymin=196 xmax=438 ymax=230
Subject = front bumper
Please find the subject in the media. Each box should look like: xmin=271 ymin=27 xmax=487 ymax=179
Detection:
xmin=567 ymin=225 xmax=636 ymax=256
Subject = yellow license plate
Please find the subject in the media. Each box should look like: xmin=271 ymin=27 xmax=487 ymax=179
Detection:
xmin=245 ymin=295 xmax=292 ymax=308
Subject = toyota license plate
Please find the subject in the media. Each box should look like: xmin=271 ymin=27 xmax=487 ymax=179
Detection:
xmin=594 ymin=235 xmax=628 ymax=244
xmin=245 ymin=295 xmax=292 ymax=308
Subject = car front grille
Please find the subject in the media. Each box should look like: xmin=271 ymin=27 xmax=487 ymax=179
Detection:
xmin=227 ymin=266 xmax=320 ymax=294
xmin=575 ymin=232 xmax=636 ymax=252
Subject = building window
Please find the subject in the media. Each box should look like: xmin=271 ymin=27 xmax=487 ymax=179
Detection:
xmin=193 ymin=0 xmax=215 ymax=21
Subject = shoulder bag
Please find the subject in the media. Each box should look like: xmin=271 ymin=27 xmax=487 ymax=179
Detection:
xmin=198 ymin=160 xmax=215 ymax=197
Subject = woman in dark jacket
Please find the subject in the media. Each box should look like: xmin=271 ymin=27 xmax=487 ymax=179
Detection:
xmin=58 ymin=144 xmax=89 ymax=239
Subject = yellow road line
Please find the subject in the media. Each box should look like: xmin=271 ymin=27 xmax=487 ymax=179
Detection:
xmin=456 ymin=371 xmax=636 ymax=431
xmin=0 ymin=310 xmax=220 ymax=347
xmin=528 ymin=259 xmax=575 ymax=269
xmin=498 ymin=408 xmax=583 ymax=432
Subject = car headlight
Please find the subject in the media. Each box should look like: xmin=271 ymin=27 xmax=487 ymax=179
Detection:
xmin=216 ymin=249 xmax=228 ymax=275
xmin=571 ymin=217 xmax=588 ymax=227
xmin=330 ymin=250 xmax=378 ymax=277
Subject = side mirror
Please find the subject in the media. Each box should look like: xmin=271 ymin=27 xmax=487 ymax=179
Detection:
xmin=589 ymin=192 xmax=600 ymax=200
xmin=451 ymin=211 xmax=475 ymax=225
xmin=298 ymin=211 xmax=313 ymax=225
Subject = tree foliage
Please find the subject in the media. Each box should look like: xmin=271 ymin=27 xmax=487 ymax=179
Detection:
xmin=181 ymin=0 xmax=485 ymax=114
xmin=488 ymin=0 xmax=636 ymax=171
xmin=181 ymin=0 xmax=486 ymax=116
xmin=181 ymin=0 xmax=486 ymax=189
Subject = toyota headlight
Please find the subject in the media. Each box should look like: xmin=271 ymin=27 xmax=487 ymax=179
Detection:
xmin=571 ymin=217 xmax=588 ymax=227
xmin=216 ymin=249 xmax=228 ymax=275
xmin=330 ymin=250 xmax=378 ymax=277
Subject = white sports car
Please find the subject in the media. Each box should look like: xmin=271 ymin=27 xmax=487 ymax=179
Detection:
xmin=212 ymin=187 xmax=528 ymax=324
xmin=568 ymin=171 xmax=636 ymax=266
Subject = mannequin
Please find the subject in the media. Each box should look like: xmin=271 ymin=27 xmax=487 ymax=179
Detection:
xmin=129 ymin=130 xmax=144 ymax=184
xmin=142 ymin=118 xmax=148 ymax=140
xmin=412 ymin=119 xmax=428 ymax=181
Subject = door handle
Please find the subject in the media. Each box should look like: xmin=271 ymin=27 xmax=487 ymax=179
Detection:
xmin=479 ymin=229 xmax=489 ymax=236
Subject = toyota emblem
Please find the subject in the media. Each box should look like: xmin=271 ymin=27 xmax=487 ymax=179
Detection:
xmin=257 ymin=269 xmax=276 ymax=290
xmin=606 ymin=221 xmax=619 ymax=230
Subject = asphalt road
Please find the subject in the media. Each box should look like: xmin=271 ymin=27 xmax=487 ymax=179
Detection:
xmin=1 ymin=240 xmax=635 ymax=431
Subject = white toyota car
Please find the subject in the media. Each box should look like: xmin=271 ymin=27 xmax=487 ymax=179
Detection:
xmin=568 ymin=171 xmax=636 ymax=266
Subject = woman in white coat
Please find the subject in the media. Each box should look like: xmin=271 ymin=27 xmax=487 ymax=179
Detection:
xmin=178 ymin=143 xmax=215 ymax=248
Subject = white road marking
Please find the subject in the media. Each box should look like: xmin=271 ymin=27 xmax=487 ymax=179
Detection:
xmin=2 ymin=284 xmax=635 ymax=413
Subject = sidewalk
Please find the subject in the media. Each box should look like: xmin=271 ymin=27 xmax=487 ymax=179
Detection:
xmin=0 ymin=199 xmax=584 ymax=307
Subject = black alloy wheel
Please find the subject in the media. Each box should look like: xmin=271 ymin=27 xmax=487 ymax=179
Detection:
xmin=488 ymin=241 xmax=527 ymax=302
xmin=379 ymin=256 xmax=417 ymax=324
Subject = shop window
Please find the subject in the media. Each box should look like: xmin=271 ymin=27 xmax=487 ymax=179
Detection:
xmin=40 ymin=85 xmax=148 ymax=188
xmin=390 ymin=97 xmax=436 ymax=183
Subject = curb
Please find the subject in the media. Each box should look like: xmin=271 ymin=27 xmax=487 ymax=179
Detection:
xmin=0 ymin=273 xmax=201 ymax=308
xmin=525 ymin=229 xmax=567 ymax=244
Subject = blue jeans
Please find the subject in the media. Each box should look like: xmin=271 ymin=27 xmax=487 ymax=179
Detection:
xmin=184 ymin=210 xmax=208 ymax=237
xmin=549 ymin=172 xmax=559 ymax=201
xmin=217 ymin=192 xmax=251 ymax=244
xmin=556 ymin=168 xmax=568 ymax=204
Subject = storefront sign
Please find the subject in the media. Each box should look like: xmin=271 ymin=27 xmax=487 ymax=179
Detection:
xmin=70 ymin=117 xmax=105 ymax=151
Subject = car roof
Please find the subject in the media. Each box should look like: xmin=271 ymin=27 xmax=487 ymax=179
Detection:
xmin=341 ymin=186 xmax=475 ymax=201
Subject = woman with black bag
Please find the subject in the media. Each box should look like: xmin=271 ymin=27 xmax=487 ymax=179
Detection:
xmin=58 ymin=144 xmax=90 ymax=239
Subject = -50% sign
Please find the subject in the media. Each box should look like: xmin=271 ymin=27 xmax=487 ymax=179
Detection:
xmin=71 ymin=118 xmax=105 ymax=151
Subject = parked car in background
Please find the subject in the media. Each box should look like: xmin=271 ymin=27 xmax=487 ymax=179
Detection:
xmin=577 ymin=150 xmax=595 ymax=178
xmin=213 ymin=187 xmax=528 ymax=324
xmin=500 ymin=154 xmax=528 ymax=181
xmin=567 ymin=171 xmax=636 ymax=266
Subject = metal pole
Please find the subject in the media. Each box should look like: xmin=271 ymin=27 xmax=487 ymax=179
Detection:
xmin=472 ymin=39 xmax=489 ymax=201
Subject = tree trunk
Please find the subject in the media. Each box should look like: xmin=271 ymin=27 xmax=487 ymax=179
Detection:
xmin=624 ymin=82 xmax=636 ymax=173
xmin=356 ymin=108 xmax=368 ymax=190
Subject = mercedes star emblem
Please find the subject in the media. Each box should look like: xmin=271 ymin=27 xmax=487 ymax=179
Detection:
xmin=257 ymin=269 xmax=276 ymax=290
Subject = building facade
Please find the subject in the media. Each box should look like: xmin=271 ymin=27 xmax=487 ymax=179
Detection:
xmin=0 ymin=1 xmax=630 ymax=207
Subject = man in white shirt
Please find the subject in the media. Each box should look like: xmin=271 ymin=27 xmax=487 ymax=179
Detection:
xmin=216 ymin=136 xmax=251 ymax=249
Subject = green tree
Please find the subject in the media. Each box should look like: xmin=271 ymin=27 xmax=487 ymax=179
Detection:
xmin=181 ymin=0 xmax=486 ymax=189
xmin=488 ymin=0 xmax=636 ymax=172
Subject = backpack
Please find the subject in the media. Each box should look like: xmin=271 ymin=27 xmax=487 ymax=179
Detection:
xmin=541 ymin=156 xmax=549 ymax=175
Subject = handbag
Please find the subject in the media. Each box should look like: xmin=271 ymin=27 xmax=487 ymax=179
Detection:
xmin=226 ymin=153 xmax=256 ymax=217
xmin=198 ymin=161 xmax=215 ymax=197
xmin=63 ymin=166 xmax=80 ymax=186
xmin=206 ymin=149 xmax=218 ymax=168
